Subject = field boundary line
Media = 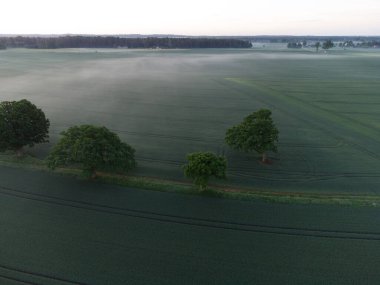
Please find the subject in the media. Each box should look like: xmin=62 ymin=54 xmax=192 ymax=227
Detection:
xmin=0 ymin=157 xmax=380 ymax=207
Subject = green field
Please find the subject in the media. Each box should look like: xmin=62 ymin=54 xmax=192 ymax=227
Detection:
xmin=1 ymin=48 xmax=379 ymax=194
xmin=1 ymin=166 xmax=380 ymax=284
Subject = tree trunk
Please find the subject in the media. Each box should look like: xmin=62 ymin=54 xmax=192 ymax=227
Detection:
xmin=91 ymin=169 xmax=97 ymax=179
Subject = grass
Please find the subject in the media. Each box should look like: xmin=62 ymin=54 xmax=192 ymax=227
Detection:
xmin=1 ymin=48 xmax=380 ymax=285
xmin=1 ymin=152 xmax=379 ymax=207
xmin=2 ymin=159 xmax=380 ymax=285
xmin=0 ymin=48 xmax=379 ymax=195
xmin=0 ymin=151 xmax=46 ymax=168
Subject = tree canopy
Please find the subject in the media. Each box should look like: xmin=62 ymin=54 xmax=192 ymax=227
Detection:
xmin=287 ymin=42 xmax=302 ymax=49
xmin=0 ymin=99 xmax=50 ymax=154
xmin=225 ymin=109 xmax=279 ymax=162
xmin=0 ymin=36 xmax=252 ymax=49
xmin=183 ymin=152 xmax=227 ymax=191
xmin=47 ymin=125 xmax=136 ymax=178
xmin=315 ymin=42 xmax=321 ymax=52
xmin=322 ymin=40 xmax=334 ymax=50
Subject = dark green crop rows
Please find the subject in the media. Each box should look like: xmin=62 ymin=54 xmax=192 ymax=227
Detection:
xmin=0 ymin=166 xmax=380 ymax=284
xmin=0 ymin=48 xmax=379 ymax=194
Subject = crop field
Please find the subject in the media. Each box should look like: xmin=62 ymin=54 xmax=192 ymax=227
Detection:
xmin=1 ymin=166 xmax=380 ymax=284
xmin=0 ymin=48 xmax=380 ymax=194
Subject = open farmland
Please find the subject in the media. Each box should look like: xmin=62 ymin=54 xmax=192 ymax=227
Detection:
xmin=0 ymin=48 xmax=379 ymax=194
xmin=0 ymin=166 xmax=380 ymax=284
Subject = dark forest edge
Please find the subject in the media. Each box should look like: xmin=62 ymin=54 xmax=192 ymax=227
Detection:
xmin=1 ymin=152 xmax=379 ymax=208
xmin=0 ymin=36 xmax=252 ymax=49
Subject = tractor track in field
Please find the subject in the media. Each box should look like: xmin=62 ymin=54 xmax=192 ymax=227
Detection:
xmin=50 ymin=127 xmax=346 ymax=150
xmin=50 ymin=118 xmax=380 ymax=164
xmin=278 ymin=88 xmax=380 ymax=161
xmin=218 ymin=78 xmax=380 ymax=161
xmin=41 ymin=100 xmax=256 ymax=113
xmin=48 ymin=129 xmax=223 ymax=144
xmin=0 ymin=264 xmax=89 ymax=285
xmin=42 ymin=106 xmax=232 ymax=127
xmin=137 ymin=157 xmax=184 ymax=166
xmin=278 ymin=141 xmax=345 ymax=149
xmin=314 ymin=100 xmax=380 ymax=105
xmin=36 ymin=88 xmax=240 ymax=103
xmin=0 ymin=275 xmax=35 ymax=285
xmin=216 ymin=78 xmax=351 ymax=143
xmin=49 ymin=127 xmax=224 ymax=143
xmin=231 ymin=170 xmax=380 ymax=183
xmin=302 ymin=102 xmax=380 ymax=140
xmin=113 ymin=130 xmax=222 ymax=143
xmin=1 ymin=185 xmax=380 ymax=241
xmin=0 ymin=275 xmax=36 ymax=285
xmin=136 ymin=156 xmax=380 ymax=182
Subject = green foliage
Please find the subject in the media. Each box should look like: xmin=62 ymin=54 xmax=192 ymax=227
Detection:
xmin=315 ymin=42 xmax=321 ymax=52
xmin=47 ymin=125 xmax=136 ymax=177
xmin=0 ymin=99 xmax=50 ymax=152
xmin=0 ymin=36 xmax=252 ymax=49
xmin=225 ymin=109 xmax=279 ymax=162
xmin=322 ymin=40 xmax=334 ymax=50
xmin=287 ymin=42 xmax=302 ymax=49
xmin=183 ymin=152 xmax=227 ymax=191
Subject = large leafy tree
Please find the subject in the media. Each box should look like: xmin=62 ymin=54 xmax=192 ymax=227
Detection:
xmin=225 ymin=109 xmax=279 ymax=163
xmin=47 ymin=125 xmax=136 ymax=178
xmin=183 ymin=152 xmax=227 ymax=191
xmin=0 ymin=99 xmax=50 ymax=155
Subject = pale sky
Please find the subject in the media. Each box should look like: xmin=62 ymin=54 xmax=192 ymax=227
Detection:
xmin=1 ymin=0 xmax=379 ymax=35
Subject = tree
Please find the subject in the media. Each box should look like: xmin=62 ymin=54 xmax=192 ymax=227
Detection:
xmin=0 ymin=36 xmax=253 ymax=49
xmin=0 ymin=99 xmax=50 ymax=155
xmin=183 ymin=152 xmax=227 ymax=191
xmin=47 ymin=125 xmax=136 ymax=178
xmin=225 ymin=109 xmax=279 ymax=163
xmin=315 ymin=42 xmax=321 ymax=52
xmin=287 ymin=42 xmax=302 ymax=49
xmin=322 ymin=40 xmax=334 ymax=50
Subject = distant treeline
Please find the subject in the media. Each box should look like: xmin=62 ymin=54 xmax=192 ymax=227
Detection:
xmin=244 ymin=36 xmax=380 ymax=43
xmin=287 ymin=42 xmax=306 ymax=49
xmin=356 ymin=41 xmax=380 ymax=48
xmin=335 ymin=40 xmax=380 ymax=48
xmin=287 ymin=39 xmax=380 ymax=49
xmin=0 ymin=36 xmax=252 ymax=49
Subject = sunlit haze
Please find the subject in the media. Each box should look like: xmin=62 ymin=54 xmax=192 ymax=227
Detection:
xmin=1 ymin=0 xmax=380 ymax=35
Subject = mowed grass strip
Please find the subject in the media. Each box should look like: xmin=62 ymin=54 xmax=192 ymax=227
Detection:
xmin=1 ymin=153 xmax=379 ymax=207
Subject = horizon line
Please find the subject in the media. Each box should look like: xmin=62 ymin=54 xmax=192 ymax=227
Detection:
xmin=1 ymin=33 xmax=380 ymax=38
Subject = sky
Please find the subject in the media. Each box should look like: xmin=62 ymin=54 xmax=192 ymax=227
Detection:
xmin=1 ymin=0 xmax=379 ymax=35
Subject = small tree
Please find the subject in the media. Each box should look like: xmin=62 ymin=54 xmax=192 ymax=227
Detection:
xmin=322 ymin=40 xmax=334 ymax=50
xmin=0 ymin=99 xmax=50 ymax=156
xmin=183 ymin=152 xmax=227 ymax=191
xmin=315 ymin=42 xmax=321 ymax=52
xmin=47 ymin=125 xmax=136 ymax=178
xmin=225 ymin=109 xmax=279 ymax=163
